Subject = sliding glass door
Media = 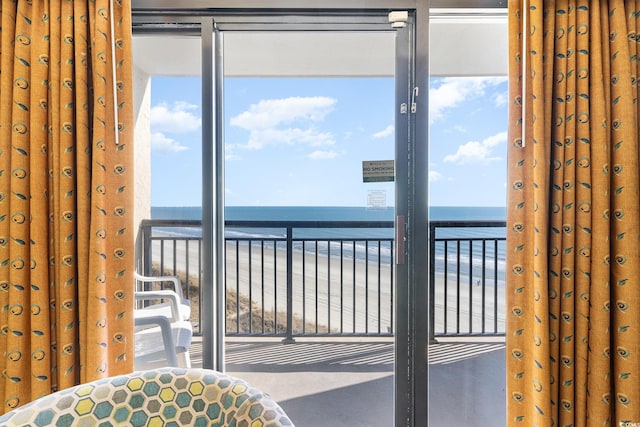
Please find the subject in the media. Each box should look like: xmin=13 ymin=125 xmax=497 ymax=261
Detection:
xmin=131 ymin=5 xmax=427 ymax=425
xmin=219 ymin=24 xmax=401 ymax=426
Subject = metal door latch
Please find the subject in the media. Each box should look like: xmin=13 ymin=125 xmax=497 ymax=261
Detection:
xmin=411 ymin=86 xmax=419 ymax=113
xmin=388 ymin=11 xmax=409 ymax=28
xmin=396 ymin=215 xmax=407 ymax=265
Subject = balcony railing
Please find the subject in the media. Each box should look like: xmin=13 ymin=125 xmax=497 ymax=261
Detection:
xmin=429 ymin=221 xmax=506 ymax=338
xmin=137 ymin=218 xmax=506 ymax=340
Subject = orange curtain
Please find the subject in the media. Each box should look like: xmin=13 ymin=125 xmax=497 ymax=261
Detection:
xmin=507 ymin=0 xmax=640 ymax=425
xmin=0 ymin=0 xmax=134 ymax=413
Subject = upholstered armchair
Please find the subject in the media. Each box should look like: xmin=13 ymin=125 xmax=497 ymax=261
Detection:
xmin=0 ymin=367 xmax=294 ymax=426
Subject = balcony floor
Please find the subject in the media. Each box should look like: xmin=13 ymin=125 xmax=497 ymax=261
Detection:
xmin=187 ymin=336 xmax=506 ymax=427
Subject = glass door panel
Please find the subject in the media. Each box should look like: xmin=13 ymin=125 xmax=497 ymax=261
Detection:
xmin=427 ymin=8 xmax=508 ymax=427
xmin=131 ymin=28 xmax=204 ymax=369
xmin=221 ymin=29 xmax=397 ymax=427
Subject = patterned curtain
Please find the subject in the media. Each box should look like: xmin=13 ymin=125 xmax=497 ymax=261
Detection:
xmin=507 ymin=0 xmax=640 ymax=425
xmin=0 ymin=0 xmax=134 ymax=413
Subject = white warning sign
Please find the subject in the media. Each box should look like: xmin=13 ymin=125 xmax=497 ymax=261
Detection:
xmin=367 ymin=190 xmax=388 ymax=210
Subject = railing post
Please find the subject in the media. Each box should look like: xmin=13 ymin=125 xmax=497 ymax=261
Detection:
xmin=282 ymin=225 xmax=295 ymax=344
xmin=428 ymin=222 xmax=438 ymax=344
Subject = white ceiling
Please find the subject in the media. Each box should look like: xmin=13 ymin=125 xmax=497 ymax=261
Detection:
xmin=132 ymin=10 xmax=507 ymax=78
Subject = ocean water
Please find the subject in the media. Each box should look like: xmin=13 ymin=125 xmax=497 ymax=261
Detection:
xmin=151 ymin=205 xmax=506 ymax=224
xmin=151 ymin=205 xmax=505 ymax=241
xmin=151 ymin=206 xmax=507 ymax=278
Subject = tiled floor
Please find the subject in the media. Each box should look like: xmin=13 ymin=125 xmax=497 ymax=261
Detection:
xmin=186 ymin=336 xmax=506 ymax=427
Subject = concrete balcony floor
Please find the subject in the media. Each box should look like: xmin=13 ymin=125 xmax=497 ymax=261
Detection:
xmin=187 ymin=336 xmax=506 ymax=427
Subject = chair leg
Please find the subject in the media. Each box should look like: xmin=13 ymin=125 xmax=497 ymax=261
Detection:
xmin=177 ymin=350 xmax=191 ymax=368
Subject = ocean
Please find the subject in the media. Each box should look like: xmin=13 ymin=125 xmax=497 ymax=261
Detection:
xmin=151 ymin=205 xmax=506 ymax=239
xmin=151 ymin=205 xmax=506 ymax=224
xmin=150 ymin=206 xmax=507 ymax=280
xmin=151 ymin=205 xmax=506 ymax=241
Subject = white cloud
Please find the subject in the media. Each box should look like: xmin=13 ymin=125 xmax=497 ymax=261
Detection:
xmin=443 ymin=131 xmax=508 ymax=165
xmin=372 ymin=125 xmax=394 ymax=139
xmin=429 ymin=77 xmax=507 ymax=123
xmin=151 ymin=132 xmax=189 ymax=154
xmin=307 ymin=150 xmax=339 ymax=160
xmin=244 ymin=127 xmax=335 ymax=150
xmin=429 ymin=171 xmax=443 ymax=182
xmin=151 ymin=101 xmax=201 ymax=133
xmin=225 ymin=144 xmax=241 ymax=161
xmin=230 ymin=96 xmax=336 ymax=130
xmin=494 ymin=91 xmax=508 ymax=108
xmin=230 ymin=96 xmax=337 ymax=152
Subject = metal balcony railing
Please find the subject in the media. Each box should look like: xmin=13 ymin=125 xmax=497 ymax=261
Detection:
xmin=429 ymin=221 xmax=506 ymax=338
xmin=137 ymin=218 xmax=506 ymax=340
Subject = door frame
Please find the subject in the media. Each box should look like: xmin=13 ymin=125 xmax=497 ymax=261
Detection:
xmin=132 ymin=3 xmax=429 ymax=425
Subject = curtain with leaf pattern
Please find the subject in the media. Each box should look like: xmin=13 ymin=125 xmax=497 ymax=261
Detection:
xmin=0 ymin=0 xmax=134 ymax=413
xmin=508 ymin=0 xmax=640 ymax=425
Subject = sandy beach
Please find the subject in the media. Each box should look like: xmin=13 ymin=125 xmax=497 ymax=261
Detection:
xmin=149 ymin=239 xmax=505 ymax=336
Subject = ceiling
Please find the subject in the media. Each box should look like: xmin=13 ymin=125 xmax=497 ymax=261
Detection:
xmin=132 ymin=9 xmax=507 ymax=78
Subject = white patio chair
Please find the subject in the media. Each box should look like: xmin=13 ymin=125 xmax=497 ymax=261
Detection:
xmin=134 ymin=273 xmax=193 ymax=368
xmin=134 ymin=272 xmax=191 ymax=321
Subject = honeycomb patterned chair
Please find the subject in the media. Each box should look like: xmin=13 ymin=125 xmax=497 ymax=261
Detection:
xmin=0 ymin=367 xmax=294 ymax=426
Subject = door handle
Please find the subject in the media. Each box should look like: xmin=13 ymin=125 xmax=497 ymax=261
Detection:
xmin=396 ymin=215 xmax=406 ymax=265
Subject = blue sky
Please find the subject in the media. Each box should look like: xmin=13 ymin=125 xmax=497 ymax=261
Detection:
xmin=150 ymin=76 xmax=508 ymax=207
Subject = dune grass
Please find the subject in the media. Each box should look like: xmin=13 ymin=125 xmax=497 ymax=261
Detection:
xmin=148 ymin=265 xmax=323 ymax=335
